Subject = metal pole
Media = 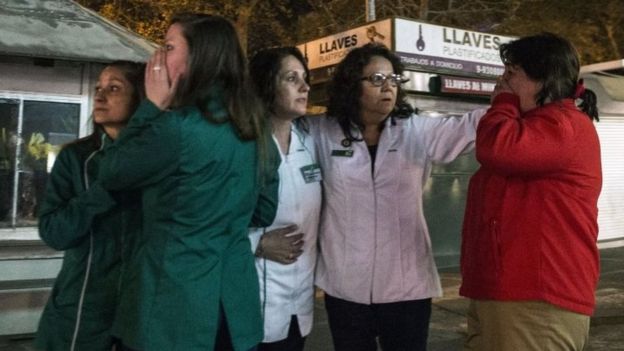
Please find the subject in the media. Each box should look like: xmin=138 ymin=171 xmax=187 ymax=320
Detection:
xmin=366 ymin=0 xmax=376 ymax=22
xmin=11 ymin=99 xmax=23 ymax=228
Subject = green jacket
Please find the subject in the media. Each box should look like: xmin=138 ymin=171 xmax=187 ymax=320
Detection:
xmin=99 ymin=99 xmax=278 ymax=351
xmin=35 ymin=134 xmax=142 ymax=351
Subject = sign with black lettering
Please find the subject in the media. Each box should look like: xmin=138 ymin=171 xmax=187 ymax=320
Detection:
xmin=394 ymin=18 xmax=515 ymax=77
xmin=297 ymin=18 xmax=516 ymax=78
xmin=439 ymin=76 xmax=496 ymax=95
xmin=297 ymin=19 xmax=392 ymax=70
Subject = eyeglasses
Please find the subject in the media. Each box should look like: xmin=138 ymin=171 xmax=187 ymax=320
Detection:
xmin=360 ymin=73 xmax=408 ymax=87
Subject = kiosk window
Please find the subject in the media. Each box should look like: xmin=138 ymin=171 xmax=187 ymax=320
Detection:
xmin=1 ymin=99 xmax=80 ymax=228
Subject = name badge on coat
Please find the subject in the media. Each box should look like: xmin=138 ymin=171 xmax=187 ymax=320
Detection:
xmin=300 ymin=164 xmax=322 ymax=183
xmin=331 ymin=149 xmax=354 ymax=157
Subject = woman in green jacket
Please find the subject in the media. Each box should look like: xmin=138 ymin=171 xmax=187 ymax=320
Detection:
xmin=35 ymin=61 xmax=145 ymax=351
xmin=98 ymin=14 xmax=278 ymax=351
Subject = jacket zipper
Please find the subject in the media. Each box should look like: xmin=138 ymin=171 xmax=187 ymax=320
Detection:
xmin=70 ymin=137 xmax=105 ymax=350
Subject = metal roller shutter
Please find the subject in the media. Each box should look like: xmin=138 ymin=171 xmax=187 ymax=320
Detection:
xmin=595 ymin=119 xmax=624 ymax=245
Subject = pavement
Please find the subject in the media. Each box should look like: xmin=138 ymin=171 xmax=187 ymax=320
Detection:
xmin=1 ymin=246 xmax=623 ymax=351
xmin=305 ymin=245 xmax=624 ymax=351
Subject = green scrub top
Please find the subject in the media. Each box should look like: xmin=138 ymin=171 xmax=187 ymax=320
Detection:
xmin=99 ymin=99 xmax=278 ymax=351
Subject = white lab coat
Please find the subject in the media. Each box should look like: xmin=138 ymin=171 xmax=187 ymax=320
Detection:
xmin=307 ymin=110 xmax=485 ymax=304
xmin=249 ymin=124 xmax=322 ymax=342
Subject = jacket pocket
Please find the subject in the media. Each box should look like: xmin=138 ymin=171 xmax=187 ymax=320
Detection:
xmin=461 ymin=217 xmax=501 ymax=287
xmin=490 ymin=219 xmax=501 ymax=278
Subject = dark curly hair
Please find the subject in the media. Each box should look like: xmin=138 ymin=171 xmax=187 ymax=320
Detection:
xmin=249 ymin=47 xmax=309 ymax=116
xmin=500 ymin=32 xmax=598 ymax=121
xmin=326 ymin=43 xmax=410 ymax=142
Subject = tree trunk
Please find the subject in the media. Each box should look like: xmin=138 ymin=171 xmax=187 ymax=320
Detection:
xmin=235 ymin=6 xmax=252 ymax=55
xmin=605 ymin=24 xmax=621 ymax=61
xmin=419 ymin=0 xmax=429 ymax=20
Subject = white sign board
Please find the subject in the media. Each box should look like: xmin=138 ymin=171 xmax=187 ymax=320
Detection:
xmin=297 ymin=19 xmax=392 ymax=70
xmin=394 ymin=18 xmax=515 ymax=76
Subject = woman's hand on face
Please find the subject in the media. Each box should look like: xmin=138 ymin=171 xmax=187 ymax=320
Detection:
xmin=491 ymin=75 xmax=514 ymax=104
xmin=256 ymin=224 xmax=304 ymax=265
xmin=145 ymin=48 xmax=181 ymax=110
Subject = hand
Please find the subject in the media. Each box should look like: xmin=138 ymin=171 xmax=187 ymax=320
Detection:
xmin=491 ymin=75 xmax=514 ymax=103
xmin=145 ymin=48 xmax=180 ymax=110
xmin=256 ymin=224 xmax=304 ymax=265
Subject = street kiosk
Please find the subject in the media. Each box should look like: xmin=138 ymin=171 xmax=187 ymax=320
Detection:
xmin=0 ymin=0 xmax=154 ymax=336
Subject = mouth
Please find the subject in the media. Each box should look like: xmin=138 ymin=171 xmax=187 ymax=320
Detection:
xmin=93 ymin=108 xmax=108 ymax=118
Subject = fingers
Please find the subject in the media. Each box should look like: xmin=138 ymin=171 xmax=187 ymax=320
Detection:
xmin=288 ymin=233 xmax=304 ymax=243
xmin=145 ymin=48 xmax=175 ymax=110
xmin=496 ymin=76 xmax=513 ymax=92
xmin=270 ymin=224 xmax=299 ymax=236
xmin=267 ymin=232 xmax=304 ymax=251
xmin=264 ymin=225 xmax=300 ymax=241
xmin=494 ymin=76 xmax=504 ymax=91
xmin=285 ymin=243 xmax=304 ymax=261
xmin=146 ymin=52 xmax=156 ymax=83
xmin=157 ymin=47 xmax=166 ymax=75
xmin=282 ymin=248 xmax=304 ymax=265
xmin=153 ymin=48 xmax=168 ymax=81
xmin=260 ymin=224 xmax=307 ymax=264
xmin=491 ymin=76 xmax=513 ymax=103
xmin=282 ymin=233 xmax=304 ymax=251
xmin=146 ymin=48 xmax=163 ymax=79
xmin=261 ymin=233 xmax=305 ymax=264
xmin=291 ymin=248 xmax=304 ymax=258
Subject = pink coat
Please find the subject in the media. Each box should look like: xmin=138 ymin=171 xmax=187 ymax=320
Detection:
xmin=309 ymin=109 xmax=485 ymax=304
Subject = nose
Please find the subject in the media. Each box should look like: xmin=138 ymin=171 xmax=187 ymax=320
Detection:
xmin=380 ymin=78 xmax=394 ymax=90
xmin=300 ymin=81 xmax=310 ymax=92
xmin=94 ymin=90 xmax=106 ymax=102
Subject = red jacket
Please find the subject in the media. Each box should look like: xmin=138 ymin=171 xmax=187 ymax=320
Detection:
xmin=460 ymin=93 xmax=602 ymax=316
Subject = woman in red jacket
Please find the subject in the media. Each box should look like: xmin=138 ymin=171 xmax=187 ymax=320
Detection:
xmin=461 ymin=32 xmax=601 ymax=351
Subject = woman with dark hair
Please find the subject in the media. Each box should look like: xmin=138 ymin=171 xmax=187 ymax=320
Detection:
xmin=248 ymin=47 xmax=321 ymax=351
xmin=98 ymin=14 xmax=278 ymax=351
xmin=461 ymin=32 xmax=601 ymax=351
xmin=308 ymin=43 xmax=485 ymax=351
xmin=35 ymin=60 xmax=144 ymax=351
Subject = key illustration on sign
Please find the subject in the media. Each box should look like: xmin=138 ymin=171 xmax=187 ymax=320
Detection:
xmin=416 ymin=24 xmax=426 ymax=51
xmin=366 ymin=25 xmax=385 ymax=42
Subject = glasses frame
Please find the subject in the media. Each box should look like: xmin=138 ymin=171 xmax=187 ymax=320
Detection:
xmin=360 ymin=73 xmax=408 ymax=87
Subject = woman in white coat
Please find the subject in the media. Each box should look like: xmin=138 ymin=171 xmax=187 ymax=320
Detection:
xmin=308 ymin=43 xmax=485 ymax=351
xmin=248 ymin=47 xmax=322 ymax=351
